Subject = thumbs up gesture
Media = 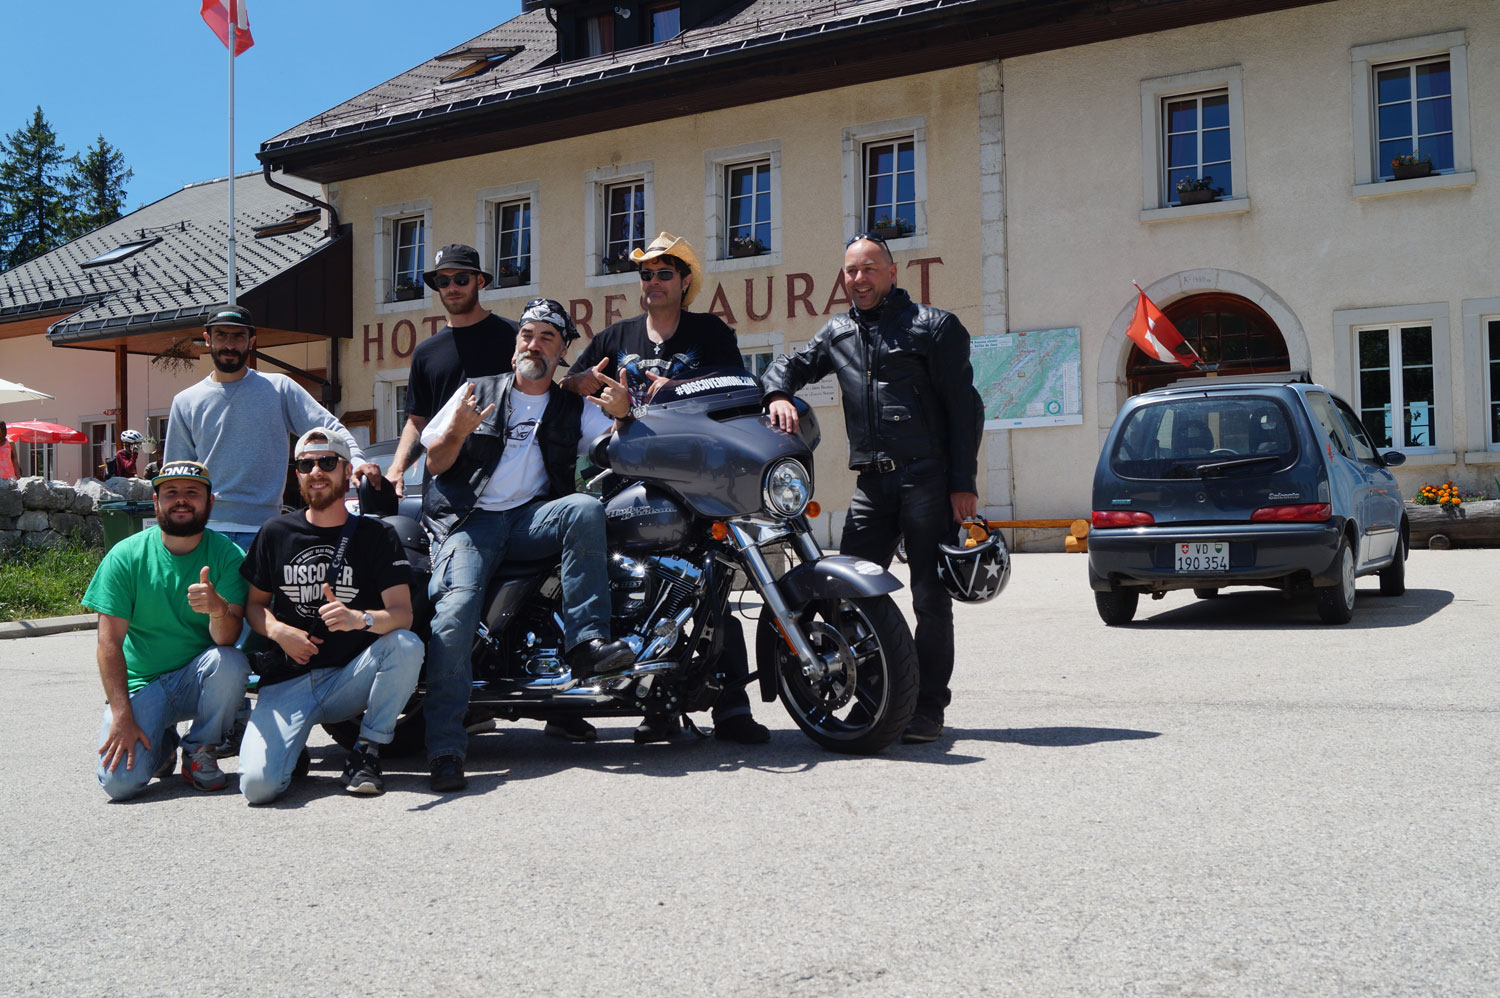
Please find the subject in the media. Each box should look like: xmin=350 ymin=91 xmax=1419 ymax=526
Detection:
xmin=318 ymin=581 xmax=362 ymax=632
xmin=187 ymin=565 xmax=228 ymax=618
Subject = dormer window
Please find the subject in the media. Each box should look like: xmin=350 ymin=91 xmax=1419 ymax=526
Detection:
xmin=648 ymin=3 xmax=680 ymax=41
xmin=439 ymin=46 xmax=522 ymax=83
xmin=80 ymin=237 xmax=161 ymax=269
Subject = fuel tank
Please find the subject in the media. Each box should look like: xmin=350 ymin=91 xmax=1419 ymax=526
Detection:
xmin=604 ymin=482 xmax=692 ymax=551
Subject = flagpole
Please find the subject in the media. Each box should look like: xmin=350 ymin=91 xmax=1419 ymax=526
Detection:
xmin=227 ymin=14 xmax=238 ymax=306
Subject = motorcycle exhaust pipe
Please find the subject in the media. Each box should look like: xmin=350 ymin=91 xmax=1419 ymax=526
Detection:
xmin=531 ymin=604 xmax=695 ymax=692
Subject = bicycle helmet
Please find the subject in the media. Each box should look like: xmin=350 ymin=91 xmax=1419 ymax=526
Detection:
xmin=935 ymin=520 xmax=1011 ymax=604
xmin=120 ymin=429 xmax=144 ymax=445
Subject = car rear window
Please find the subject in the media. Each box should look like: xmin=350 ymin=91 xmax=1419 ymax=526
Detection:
xmin=1110 ymin=395 xmax=1298 ymax=480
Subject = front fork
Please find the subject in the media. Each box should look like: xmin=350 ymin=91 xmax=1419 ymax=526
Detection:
xmin=726 ymin=516 xmax=835 ymax=683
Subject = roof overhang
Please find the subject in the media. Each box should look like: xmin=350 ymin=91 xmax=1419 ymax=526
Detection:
xmin=260 ymin=0 xmax=1333 ymax=183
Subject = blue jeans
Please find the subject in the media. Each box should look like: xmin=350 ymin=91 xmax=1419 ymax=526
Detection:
xmin=239 ymin=629 xmax=423 ymax=804
xmin=96 ymin=646 xmax=251 ymax=801
xmin=220 ymin=531 xmax=259 ymax=553
xmin=424 ymin=495 xmax=611 ymax=762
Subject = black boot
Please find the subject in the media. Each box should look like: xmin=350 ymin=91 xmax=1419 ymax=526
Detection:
xmin=567 ymin=638 xmax=634 ymax=681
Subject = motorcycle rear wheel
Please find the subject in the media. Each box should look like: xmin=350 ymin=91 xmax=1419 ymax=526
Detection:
xmin=759 ymin=594 xmax=918 ymax=755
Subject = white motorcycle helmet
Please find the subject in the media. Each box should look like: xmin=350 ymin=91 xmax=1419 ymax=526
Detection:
xmin=935 ymin=520 xmax=1011 ymax=604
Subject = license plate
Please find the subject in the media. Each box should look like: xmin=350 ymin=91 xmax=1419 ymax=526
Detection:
xmin=1175 ymin=541 xmax=1229 ymax=572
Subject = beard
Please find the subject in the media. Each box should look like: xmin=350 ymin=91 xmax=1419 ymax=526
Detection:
xmin=156 ymin=504 xmax=210 ymax=537
xmin=441 ymin=284 xmax=480 ymax=316
xmin=211 ymin=347 xmax=248 ymax=374
xmin=299 ymin=469 xmax=349 ymax=511
xmin=515 ymin=353 xmax=551 ymax=381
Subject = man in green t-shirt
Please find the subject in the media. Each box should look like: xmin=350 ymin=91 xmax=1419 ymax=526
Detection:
xmin=84 ymin=461 xmax=251 ymax=799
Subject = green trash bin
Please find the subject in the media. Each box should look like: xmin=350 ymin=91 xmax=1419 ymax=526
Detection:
xmin=99 ymin=500 xmax=155 ymax=551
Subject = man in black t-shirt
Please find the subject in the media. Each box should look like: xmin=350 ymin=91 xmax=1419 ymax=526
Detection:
xmin=386 ymin=243 xmax=517 ymax=497
xmin=563 ymin=232 xmax=770 ymax=747
xmin=239 ymin=430 xmax=423 ymax=802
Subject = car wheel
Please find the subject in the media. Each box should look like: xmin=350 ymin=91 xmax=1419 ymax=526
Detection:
xmin=1094 ymin=587 xmax=1139 ymax=625
xmin=1378 ymin=533 xmax=1407 ymax=597
xmin=1192 ymin=587 xmax=1220 ymax=600
xmin=1316 ymin=540 xmax=1356 ymax=624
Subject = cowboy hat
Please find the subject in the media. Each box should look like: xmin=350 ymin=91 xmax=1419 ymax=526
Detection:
xmin=629 ymin=232 xmax=704 ymax=308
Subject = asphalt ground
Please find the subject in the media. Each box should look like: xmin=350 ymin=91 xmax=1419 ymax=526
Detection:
xmin=1 ymin=549 xmax=1496 ymax=997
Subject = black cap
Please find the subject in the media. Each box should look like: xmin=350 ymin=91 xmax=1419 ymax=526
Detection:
xmin=423 ymin=244 xmax=492 ymax=290
xmin=205 ymin=304 xmax=255 ymax=332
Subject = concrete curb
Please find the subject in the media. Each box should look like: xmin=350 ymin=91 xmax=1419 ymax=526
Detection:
xmin=0 ymin=614 xmax=97 ymax=640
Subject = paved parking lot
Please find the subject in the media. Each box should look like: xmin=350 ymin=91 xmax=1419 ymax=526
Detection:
xmin=2 ymin=549 xmax=1496 ymax=996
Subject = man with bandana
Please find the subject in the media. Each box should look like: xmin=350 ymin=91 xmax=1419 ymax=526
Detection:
xmin=562 ymin=232 xmax=770 ymax=746
xmin=419 ymin=299 xmax=635 ymax=793
xmin=83 ymin=461 xmax=251 ymax=799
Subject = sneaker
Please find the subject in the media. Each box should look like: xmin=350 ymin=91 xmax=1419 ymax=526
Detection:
xmin=901 ymin=714 xmax=944 ymax=744
xmin=633 ymin=713 xmax=684 ymax=745
xmin=429 ymin=754 xmax=467 ymax=793
xmin=153 ymin=728 xmax=181 ymax=780
xmin=342 ymin=746 xmax=384 ymax=796
xmin=713 ymin=714 xmax=771 ymax=745
xmin=544 ymin=716 xmax=598 ymax=742
xmin=181 ymin=745 xmax=228 ymax=791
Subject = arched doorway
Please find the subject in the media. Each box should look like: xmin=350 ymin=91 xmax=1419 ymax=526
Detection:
xmin=1126 ymin=292 xmax=1290 ymax=395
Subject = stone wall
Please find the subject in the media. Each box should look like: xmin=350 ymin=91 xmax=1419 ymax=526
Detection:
xmin=0 ymin=476 xmax=153 ymax=553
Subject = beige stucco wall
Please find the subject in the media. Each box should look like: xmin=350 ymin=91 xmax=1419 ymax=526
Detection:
xmin=332 ymin=66 xmax=983 ymax=545
xmin=1002 ymin=0 xmax=1499 ymax=517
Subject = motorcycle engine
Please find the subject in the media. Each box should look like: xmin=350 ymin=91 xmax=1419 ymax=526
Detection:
xmin=609 ymin=553 xmax=705 ymax=657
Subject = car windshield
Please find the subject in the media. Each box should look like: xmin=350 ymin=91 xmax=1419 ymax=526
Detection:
xmin=1110 ymin=395 xmax=1297 ymax=480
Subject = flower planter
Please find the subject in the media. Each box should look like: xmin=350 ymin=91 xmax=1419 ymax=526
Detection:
xmin=603 ymin=259 xmax=634 ymax=275
xmin=872 ymin=225 xmax=908 ymax=241
xmin=391 ymin=285 xmax=423 ymax=302
xmin=494 ymin=274 xmax=523 ymax=288
xmin=1177 ymin=189 xmax=1218 ymax=205
xmin=1405 ymin=499 xmax=1500 ymax=548
xmin=728 ymin=243 xmax=767 ymax=259
xmin=1392 ymin=162 xmax=1434 ymax=181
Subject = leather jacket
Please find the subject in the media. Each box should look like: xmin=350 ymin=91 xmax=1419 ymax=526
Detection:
xmin=761 ymin=288 xmax=983 ymax=493
xmin=422 ymin=373 xmax=584 ymax=543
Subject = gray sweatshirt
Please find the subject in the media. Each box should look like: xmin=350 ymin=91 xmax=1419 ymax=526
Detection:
xmin=164 ymin=369 xmax=366 ymax=533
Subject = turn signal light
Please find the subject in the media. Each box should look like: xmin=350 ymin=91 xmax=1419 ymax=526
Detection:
xmin=710 ymin=521 xmax=730 ymax=541
xmin=806 ymin=501 xmax=821 ymax=518
xmin=1091 ymin=510 xmax=1156 ymax=528
xmin=1251 ymin=503 xmax=1332 ymax=522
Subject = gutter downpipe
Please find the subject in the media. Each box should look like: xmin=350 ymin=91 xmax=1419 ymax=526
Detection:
xmin=260 ymin=163 xmax=343 ymax=406
xmin=260 ymin=164 xmax=341 ymax=236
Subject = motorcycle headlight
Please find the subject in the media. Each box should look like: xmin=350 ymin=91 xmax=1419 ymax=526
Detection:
xmin=762 ymin=458 xmax=812 ymax=518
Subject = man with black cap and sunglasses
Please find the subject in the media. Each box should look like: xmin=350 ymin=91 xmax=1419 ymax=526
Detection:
xmin=385 ymin=243 xmax=518 ymax=500
xmin=238 ymin=430 xmax=422 ymax=801
xmin=419 ymin=298 xmax=635 ymax=792
xmin=762 ymin=232 xmax=983 ymax=745
xmin=561 ymin=232 xmax=770 ymax=747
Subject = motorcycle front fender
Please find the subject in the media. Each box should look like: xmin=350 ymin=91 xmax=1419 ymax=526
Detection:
xmin=775 ymin=555 xmax=903 ymax=608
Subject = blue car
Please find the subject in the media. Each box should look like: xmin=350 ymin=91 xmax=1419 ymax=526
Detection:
xmin=1088 ymin=373 xmax=1408 ymax=625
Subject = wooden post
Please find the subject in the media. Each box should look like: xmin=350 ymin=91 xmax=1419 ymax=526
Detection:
xmin=114 ymin=344 xmax=129 ymax=445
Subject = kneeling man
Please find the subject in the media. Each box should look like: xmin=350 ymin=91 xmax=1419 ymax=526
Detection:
xmin=86 ymin=461 xmax=250 ymax=799
xmin=239 ymin=431 xmax=422 ymax=802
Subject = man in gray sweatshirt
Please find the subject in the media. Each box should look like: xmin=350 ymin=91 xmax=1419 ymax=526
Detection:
xmin=165 ymin=305 xmax=378 ymax=551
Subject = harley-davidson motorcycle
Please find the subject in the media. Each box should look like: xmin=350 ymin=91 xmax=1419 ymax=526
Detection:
xmin=334 ymin=368 xmax=918 ymax=755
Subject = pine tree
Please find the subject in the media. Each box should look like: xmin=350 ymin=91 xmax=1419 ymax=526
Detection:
xmin=63 ymin=135 xmax=133 ymax=241
xmin=0 ymin=106 xmax=71 ymax=269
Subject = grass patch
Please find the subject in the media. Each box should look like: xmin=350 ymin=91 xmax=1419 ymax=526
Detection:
xmin=0 ymin=537 xmax=102 ymax=622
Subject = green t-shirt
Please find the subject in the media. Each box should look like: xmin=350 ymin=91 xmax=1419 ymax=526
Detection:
xmin=82 ymin=526 xmax=249 ymax=693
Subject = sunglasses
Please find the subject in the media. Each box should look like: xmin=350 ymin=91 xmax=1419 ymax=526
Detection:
xmin=845 ymin=231 xmax=891 ymax=249
xmin=638 ymin=268 xmax=680 ymax=283
xmin=294 ymin=456 xmax=342 ymax=474
xmin=432 ymin=274 xmax=473 ymax=289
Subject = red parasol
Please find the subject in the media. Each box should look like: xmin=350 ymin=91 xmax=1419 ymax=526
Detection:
xmin=4 ymin=420 xmax=90 ymax=444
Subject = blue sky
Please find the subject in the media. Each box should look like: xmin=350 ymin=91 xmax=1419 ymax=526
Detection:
xmin=1 ymin=2 xmax=522 ymax=212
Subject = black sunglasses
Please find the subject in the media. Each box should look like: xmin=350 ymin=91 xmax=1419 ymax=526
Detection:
xmin=639 ymin=268 xmax=680 ymax=283
xmin=845 ymin=231 xmax=891 ymax=249
xmin=294 ymin=456 xmax=342 ymax=474
xmin=432 ymin=274 xmax=473 ymax=289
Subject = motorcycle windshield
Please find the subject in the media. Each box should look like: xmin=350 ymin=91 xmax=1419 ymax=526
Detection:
xmin=607 ymin=367 xmax=818 ymax=518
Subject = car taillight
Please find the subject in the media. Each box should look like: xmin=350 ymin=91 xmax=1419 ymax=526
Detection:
xmin=1091 ymin=510 xmax=1156 ymax=528
xmin=1250 ymin=503 xmax=1332 ymax=522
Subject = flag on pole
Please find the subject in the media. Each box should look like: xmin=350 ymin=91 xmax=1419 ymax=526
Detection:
xmin=1126 ymin=283 xmax=1201 ymax=367
xmin=201 ymin=0 xmax=254 ymax=56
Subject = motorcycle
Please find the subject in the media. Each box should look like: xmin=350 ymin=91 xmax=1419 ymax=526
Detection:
xmin=332 ymin=368 xmax=919 ymax=755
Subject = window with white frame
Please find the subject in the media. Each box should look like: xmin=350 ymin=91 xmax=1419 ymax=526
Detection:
xmin=842 ymin=118 xmax=927 ymax=244
xmin=726 ymin=161 xmax=772 ymax=257
xmin=1140 ymin=66 xmax=1246 ymax=211
xmin=584 ymin=163 xmax=652 ymax=281
xmin=374 ymin=368 xmax=412 ymax=441
xmin=704 ymin=141 xmax=781 ymax=266
xmin=1486 ymin=317 xmax=1500 ymax=449
xmin=603 ymin=181 xmax=645 ymax=272
xmin=83 ymin=420 xmax=115 ymax=477
xmin=735 ymin=330 xmax=784 ymax=383
xmin=373 ymin=199 xmax=433 ymax=309
xmin=1356 ymin=324 xmax=1437 ymax=450
xmin=16 ymin=441 xmax=56 ymax=479
xmin=494 ymin=198 xmax=532 ymax=286
xmin=1351 ymin=31 xmax=1471 ymax=189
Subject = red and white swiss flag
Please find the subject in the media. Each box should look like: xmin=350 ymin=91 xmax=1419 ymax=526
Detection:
xmin=201 ymin=0 xmax=254 ymax=56
xmin=1126 ymin=283 xmax=1200 ymax=367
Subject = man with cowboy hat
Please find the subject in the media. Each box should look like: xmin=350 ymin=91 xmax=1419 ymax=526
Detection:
xmin=164 ymin=304 xmax=376 ymax=553
xmin=385 ymin=243 xmax=518 ymax=499
xmin=419 ymin=298 xmax=635 ymax=792
xmin=83 ymin=460 xmax=251 ymax=798
xmin=563 ymin=233 xmax=770 ymax=747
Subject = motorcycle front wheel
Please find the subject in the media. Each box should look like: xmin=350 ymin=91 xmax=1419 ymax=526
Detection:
xmin=757 ymin=594 xmax=918 ymax=755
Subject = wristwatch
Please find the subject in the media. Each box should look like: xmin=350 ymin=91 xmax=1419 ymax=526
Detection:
xmin=361 ymin=611 xmax=375 ymax=631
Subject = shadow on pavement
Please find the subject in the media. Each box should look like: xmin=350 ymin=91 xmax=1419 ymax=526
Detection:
xmin=966 ymin=725 xmax=1161 ymax=747
xmin=1135 ymin=586 xmax=1452 ymax=629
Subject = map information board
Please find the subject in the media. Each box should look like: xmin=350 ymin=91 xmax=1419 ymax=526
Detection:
xmin=971 ymin=326 xmax=1083 ymax=429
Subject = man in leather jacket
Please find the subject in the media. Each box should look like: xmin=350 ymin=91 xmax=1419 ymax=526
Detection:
xmin=418 ymin=298 xmax=635 ymax=792
xmin=762 ymin=233 xmax=983 ymax=743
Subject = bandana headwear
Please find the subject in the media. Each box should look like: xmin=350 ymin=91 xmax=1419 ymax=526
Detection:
xmin=519 ymin=298 xmax=579 ymax=344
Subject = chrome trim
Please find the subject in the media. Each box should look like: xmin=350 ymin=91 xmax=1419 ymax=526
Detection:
xmin=727 ymin=520 xmax=825 ymax=675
